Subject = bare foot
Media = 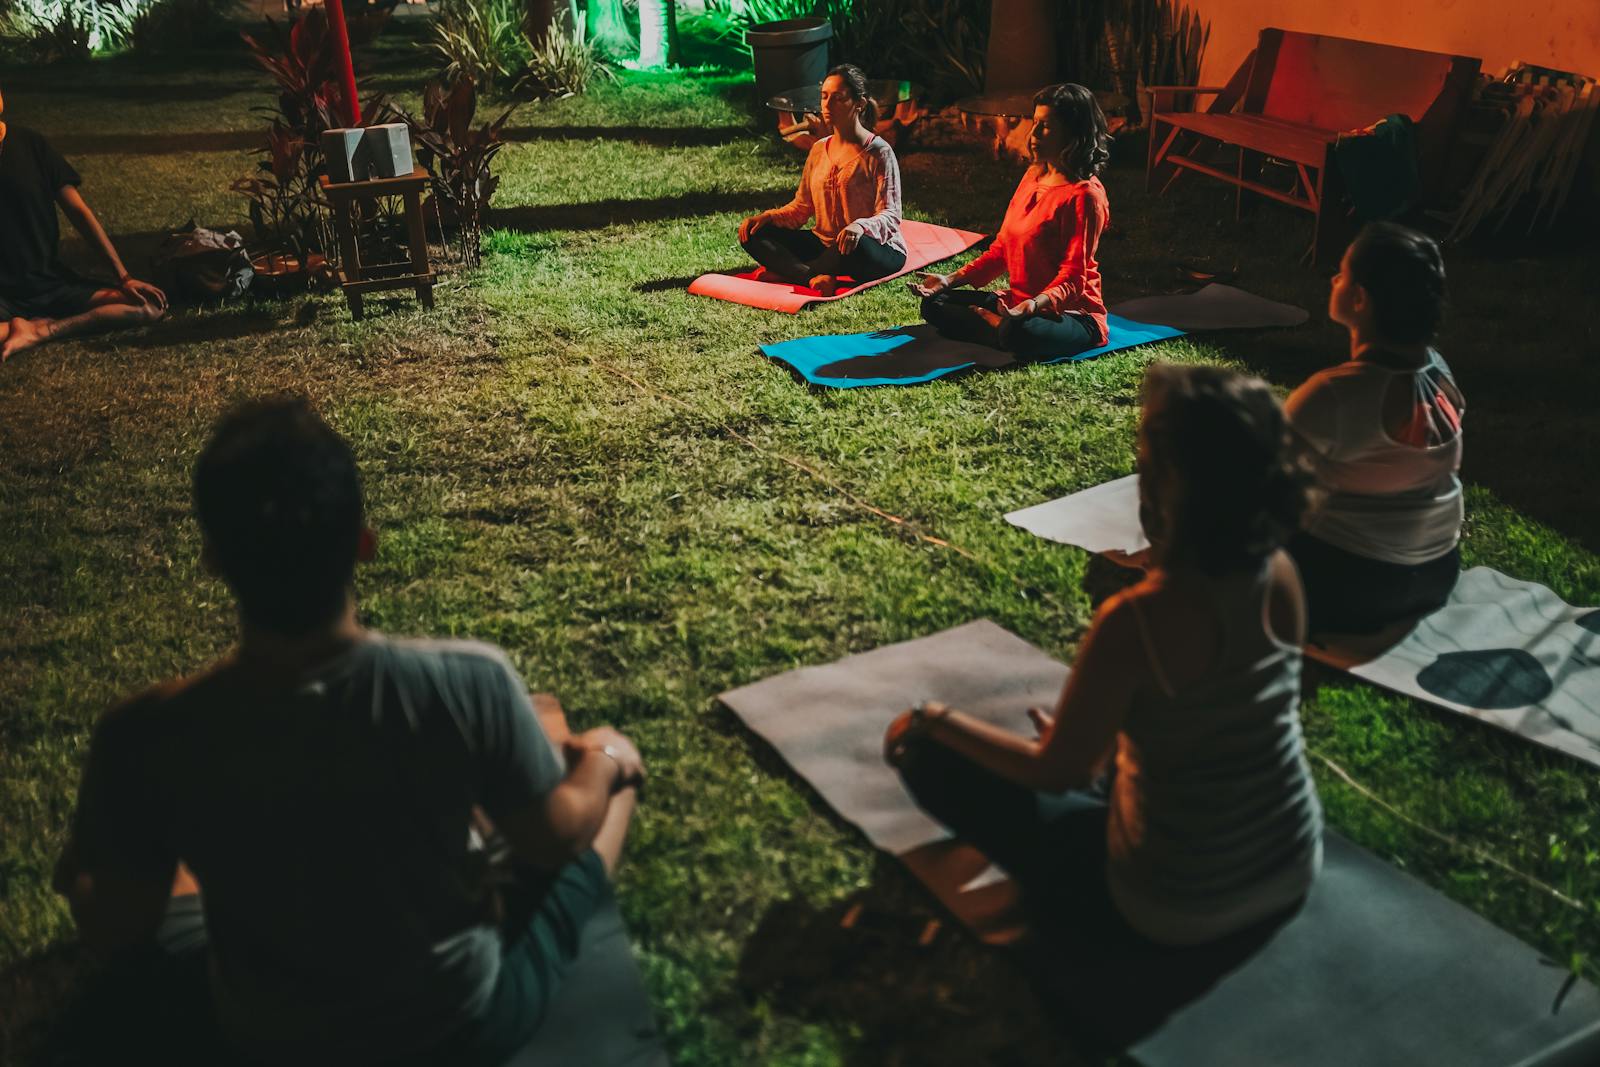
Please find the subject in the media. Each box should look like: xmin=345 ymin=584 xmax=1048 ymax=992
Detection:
xmin=808 ymin=274 xmax=838 ymax=297
xmin=1 ymin=317 xmax=50 ymax=361
xmin=972 ymin=306 xmax=1005 ymax=330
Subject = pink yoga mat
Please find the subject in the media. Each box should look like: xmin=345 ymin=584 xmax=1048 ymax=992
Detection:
xmin=687 ymin=219 xmax=986 ymax=313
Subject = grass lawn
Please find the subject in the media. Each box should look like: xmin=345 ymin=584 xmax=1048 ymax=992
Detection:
xmin=3 ymin=17 xmax=1600 ymax=1065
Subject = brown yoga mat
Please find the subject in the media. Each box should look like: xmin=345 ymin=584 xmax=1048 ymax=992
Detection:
xmin=719 ymin=621 xmax=1600 ymax=1064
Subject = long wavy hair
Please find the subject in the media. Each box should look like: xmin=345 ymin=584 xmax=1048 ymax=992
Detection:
xmin=1032 ymin=82 xmax=1110 ymax=181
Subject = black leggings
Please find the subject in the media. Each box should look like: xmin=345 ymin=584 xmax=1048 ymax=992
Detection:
xmin=922 ymin=288 xmax=1102 ymax=363
xmin=894 ymin=732 xmax=1130 ymax=940
xmin=1288 ymin=531 xmax=1461 ymax=635
xmin=741 ymin=225 xmax=906 ymax=286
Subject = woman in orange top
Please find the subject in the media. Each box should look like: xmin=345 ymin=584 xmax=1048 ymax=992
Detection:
xmin=914 ymin=83 xmax=1110 ymax=361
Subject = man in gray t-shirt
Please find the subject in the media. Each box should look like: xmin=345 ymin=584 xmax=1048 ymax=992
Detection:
xmin=55 ymin=396 xmax=644 ymax=1066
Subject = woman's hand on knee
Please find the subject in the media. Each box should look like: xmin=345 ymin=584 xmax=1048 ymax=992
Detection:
xmin=911 ymin=272 xmax=952 ymax=298
xmin=835 ymin=222 xmax=865 ymax=254
xmin=883 ymin=701 xmax=951 ymax=766
xmin=738 ymin=213 xmax=769 ymax=243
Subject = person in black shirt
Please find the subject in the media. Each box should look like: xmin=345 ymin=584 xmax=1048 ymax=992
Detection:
xmin=1 ymin=83 xmax=167 ymax=362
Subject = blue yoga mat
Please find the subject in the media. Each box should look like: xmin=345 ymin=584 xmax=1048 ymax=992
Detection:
xmin=759 ymin=315 xmax=1186 ymax=388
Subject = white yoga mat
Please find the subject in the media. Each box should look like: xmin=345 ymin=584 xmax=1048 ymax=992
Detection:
xmin=1108 ymin=283 xmax=1310 ymax=331
xmin=1004 ymin=477 xmax=1600 ymax=768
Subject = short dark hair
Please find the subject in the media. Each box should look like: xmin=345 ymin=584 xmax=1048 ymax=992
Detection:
xmin=1032 ymin=82 xmax=1110 ymax=180
xmin=1345 ymin=221 xmax=1447 ymax=345
xmin=194 ymin=395 xmax=364 ymax=634
xmin=825 ymin=63 xmax=878 ymax=129
xmin=1140 ymin=364 xmax=1314 ymax=575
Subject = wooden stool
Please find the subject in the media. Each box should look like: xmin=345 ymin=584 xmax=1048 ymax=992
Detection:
xmin=319 ymin=167 xmax=435 ymax=320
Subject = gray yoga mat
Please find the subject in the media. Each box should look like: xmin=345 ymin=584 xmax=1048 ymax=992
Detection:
xmin=505 ymin=897 xmax=668 ymax=1067
xmin=1005 ymin=477 xmax=1600 ymax=769
xmin=1108 ymin=283 xmax=1310 ymax=330
xmin=719 ymin=622 xmax=1600 ymax=1065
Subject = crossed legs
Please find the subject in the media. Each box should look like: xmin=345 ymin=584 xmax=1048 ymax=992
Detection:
xmin=2 ymin=287 xmax=165 ymax=362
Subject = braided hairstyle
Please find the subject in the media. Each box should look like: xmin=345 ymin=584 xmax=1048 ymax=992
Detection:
xmin=1344 ymin=221 xmax=1448 ymax=345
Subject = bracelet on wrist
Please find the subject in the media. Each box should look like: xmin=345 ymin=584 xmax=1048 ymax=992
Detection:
xmin=591 ymin=744 xmax=625 ymax=790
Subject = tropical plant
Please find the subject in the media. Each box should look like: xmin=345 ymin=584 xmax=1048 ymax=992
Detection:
xmin=1060 ymin=0 xmax=1209 ymax=124
xmin=430 ymin=0 xmax=531 ymax=96
xmin=521 ymin=11 xmax=613 ymax=98
xmin=405 ymin=76 xmax=514 ymax=267
xmin=235 ymin=11 xmax=388 ymax=258
xmin=230 ymin=125 xmax=331 ymax=262
xmin=0 ymin=0 xmax=139 ymax=62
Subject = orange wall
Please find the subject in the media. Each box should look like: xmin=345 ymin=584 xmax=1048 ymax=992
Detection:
xmin=1194 ymin=0 xmax=1600 ymax=85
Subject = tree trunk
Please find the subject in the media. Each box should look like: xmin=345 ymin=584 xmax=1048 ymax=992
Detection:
xmin=585 ymin=0 xmax=636 ymax=58
xmin=638 ymin=0 xmax=678 ymax=68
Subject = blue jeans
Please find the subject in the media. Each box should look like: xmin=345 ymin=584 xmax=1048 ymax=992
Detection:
xmin=922 ymin=288 xmax=1101 ymax=363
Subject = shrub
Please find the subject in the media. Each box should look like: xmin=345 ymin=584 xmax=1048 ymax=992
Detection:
xmin=520 ymin=12 xmax=613 ymax=99
xmin=405 ymin=76 xmax=514 ymax=267
xmin=430 ymin=0 xmax=530 ymax=96
xmin=0 ymin=0 xmax=139 ymax=62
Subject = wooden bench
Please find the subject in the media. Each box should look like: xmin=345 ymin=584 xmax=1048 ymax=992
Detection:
xmin=1145 ymin=29 xmax=1480 ymax=262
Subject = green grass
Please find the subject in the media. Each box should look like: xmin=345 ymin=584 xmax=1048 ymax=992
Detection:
xmin=3 ymin=18 xmax=1600 ymax=1065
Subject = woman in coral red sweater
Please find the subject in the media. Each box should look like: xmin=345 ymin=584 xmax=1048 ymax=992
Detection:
xmin=914 ymin=83 xmax=1110 ymax=361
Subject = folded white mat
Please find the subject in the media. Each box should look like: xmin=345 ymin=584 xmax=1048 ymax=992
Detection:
xmin=1005 ymin=476 xmax=1600 ymax=769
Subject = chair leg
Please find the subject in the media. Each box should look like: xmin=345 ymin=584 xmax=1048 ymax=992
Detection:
xmin=1310 ymin=154 xmax=1349 ymax=266
xmin=404 ymin=189 xmax=434 ymax=310
xmin=332 ymin=197 xmax=365 ymax=321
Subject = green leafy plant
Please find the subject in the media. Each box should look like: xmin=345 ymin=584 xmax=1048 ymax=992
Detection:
xmin=230 ymin=125 xmax=329 ymax=263
xmin=430 ymin=0 xmax=531 ymax=95
xmin=0 ymin=0 xmax=139 ymax=62
xmin=405 ymin=76 xmax=514 ymax=267
xmin=521 ymin=11 xmax=613 ymax=98
xmin=1060 ymin=0 xmax=1209 ymax=124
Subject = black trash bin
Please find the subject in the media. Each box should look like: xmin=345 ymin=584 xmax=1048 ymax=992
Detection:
xmin=746 ymin=17 xmax=832 ymax=108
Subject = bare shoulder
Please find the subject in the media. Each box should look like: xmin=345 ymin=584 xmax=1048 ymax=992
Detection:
xmin=1112 ymin=572 xmax=1223 ymax=687
xmin=1265 ymin=549 xmax=1308 ymax=647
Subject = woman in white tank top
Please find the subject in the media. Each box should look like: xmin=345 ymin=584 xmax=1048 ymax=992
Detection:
xmin=885 ymin=365 xmax=1323 ymax=946
xmin=1287 ymin=222 xmax=1464 ymax=635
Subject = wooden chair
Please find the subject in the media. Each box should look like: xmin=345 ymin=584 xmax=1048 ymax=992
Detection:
xmin=1145 ymin=29 xmax=1480 ymax=262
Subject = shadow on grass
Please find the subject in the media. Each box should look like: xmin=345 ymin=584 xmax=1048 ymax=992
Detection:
xmin=53 ymin=131 xmax=261 ymax=156
xmin=490 ymin=188 xmax=791 ymax=234
xmin=116 ymin=306 xmax=289 ymax=349
xmin=736 ymin=871 xmax=1077 ymax=1066
xmin=633 ymin=274 xmax=715 ymax=293
xmin=502 ymin=124 xmax=753 ymax=148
